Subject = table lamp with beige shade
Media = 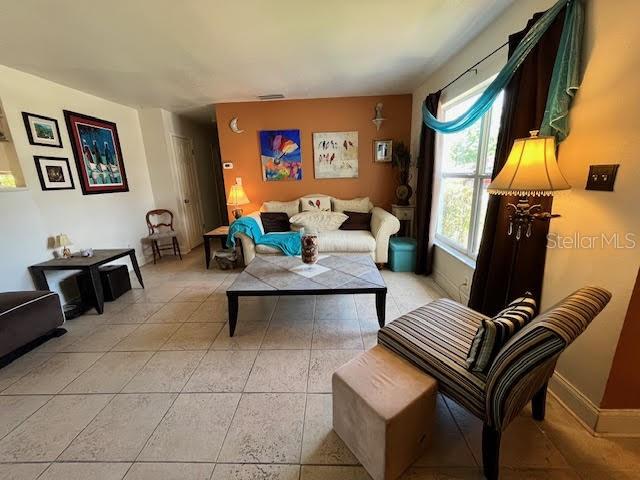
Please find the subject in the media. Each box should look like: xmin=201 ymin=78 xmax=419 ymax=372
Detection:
xmin=487 ymin=130 xmax=570 ymax=303
xmin=55 ymin=234 xmax=72 ymax=258
xmin=227 ymin=181 xmax=250 ymax=219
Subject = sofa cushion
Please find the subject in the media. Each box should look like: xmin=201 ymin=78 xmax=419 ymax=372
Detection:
xmin=263 ymin=200 xmax=299 ymax=218
xmin=255 ymin=229 xmax=376 ymax=255
xmin=260 ymin=212 xmax=290 ymax=233
xmin=290 ymin=211 xmax=347 ymax=233
xmin=317 ymin=230 xmax=376 ymax=253
xmin=332 ymin=197 xmax=371 ymax=213
xmin=300 ymin=195 xmax=331 ymax=212
xmin=340 ymin=211 xmax=372 ymax=231
xmin=378 ymin=298 xmax=488 ymax=419
xmin=466 ymin=293 xmax=537 ymax=373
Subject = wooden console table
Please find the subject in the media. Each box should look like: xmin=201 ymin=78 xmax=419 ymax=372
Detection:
xmin=29 ymin=248 xmax=144 ymax=314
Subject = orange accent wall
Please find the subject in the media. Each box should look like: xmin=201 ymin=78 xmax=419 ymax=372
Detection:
xmin=601 ymin=267 xmax=640 ymax=409
xmin=215 ymin=95 xmax=412 ymax=217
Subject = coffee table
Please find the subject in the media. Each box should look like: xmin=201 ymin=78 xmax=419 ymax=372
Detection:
xmin=226 ymin=254 xmax=387 ymax=336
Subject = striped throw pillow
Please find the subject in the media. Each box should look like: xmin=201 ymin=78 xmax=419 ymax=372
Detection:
xmin=466 ymin=293 xmax=537 ymax=373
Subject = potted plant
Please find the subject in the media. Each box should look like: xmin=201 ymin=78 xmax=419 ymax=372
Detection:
xmin=392 ymin=141 xmax=413 ymax=205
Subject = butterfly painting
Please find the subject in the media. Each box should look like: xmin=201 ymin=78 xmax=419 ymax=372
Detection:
xmin=259 ymin=129 xmax=302 ymax=182
xmin=313 ymin=131 xmax=358 ymax=179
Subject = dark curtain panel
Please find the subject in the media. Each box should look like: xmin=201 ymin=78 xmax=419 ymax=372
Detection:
xmin=415 ymin=91 xmax=442 ymax=275
xmin=468 ymin=9 xmax=566 ymax=316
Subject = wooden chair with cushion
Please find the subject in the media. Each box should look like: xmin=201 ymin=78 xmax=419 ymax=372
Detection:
xmin=377 ymin=286 xmax=611 ymax=480
xmin=146 ymin=209 xmax=182 ymax=264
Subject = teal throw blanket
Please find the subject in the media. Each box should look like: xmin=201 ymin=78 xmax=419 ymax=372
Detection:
xmin=227 ymin=216 xmax=302 ymax=256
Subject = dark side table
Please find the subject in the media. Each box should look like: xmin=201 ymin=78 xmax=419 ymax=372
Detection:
xmin=29 ymin=248 xmax=144 ymax=314
xmin=203 ymin=226 xmax=229 ymax=269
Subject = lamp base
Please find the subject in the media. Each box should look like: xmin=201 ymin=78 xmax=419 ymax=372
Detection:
xmin=232 ymin=208 xmax=243 ymax=219
xmin=62 ymin=247 xmax=72 ymax=258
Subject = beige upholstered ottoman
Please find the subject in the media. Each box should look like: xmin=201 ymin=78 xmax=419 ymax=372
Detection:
xmin=332 ymin=345 xmax=438 ymax=480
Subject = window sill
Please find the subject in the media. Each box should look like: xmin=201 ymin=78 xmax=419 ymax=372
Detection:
xmin=434 ymin=239 xmax=477 ymax=269
xmin=0 ymin=186 xmax=28 ymax=192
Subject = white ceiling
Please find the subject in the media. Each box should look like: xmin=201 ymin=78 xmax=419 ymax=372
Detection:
xmin=0 ymin=0 xmax=514 ymax=123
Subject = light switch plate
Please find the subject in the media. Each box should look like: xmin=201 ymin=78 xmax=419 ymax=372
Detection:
xmin=223 ymin=162 xmax=233 ymax=169
xmin=586 ymin=164 xmax=619 ymax=191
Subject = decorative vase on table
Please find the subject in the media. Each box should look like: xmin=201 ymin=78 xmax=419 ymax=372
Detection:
xmin=392 ymin=141 xmax=413 ymax=206
xmin=301 ymin=234 xmax=319 ymax=264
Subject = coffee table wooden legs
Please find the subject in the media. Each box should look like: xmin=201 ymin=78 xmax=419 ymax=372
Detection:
xmin=227 ymin=293 xmax=239 ymax=337
xmin=375 ymin=291 xmax=386 ymax=328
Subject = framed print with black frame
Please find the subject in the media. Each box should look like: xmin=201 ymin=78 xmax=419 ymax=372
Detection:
xmin=22 ymin=112 xmax=63 ymax=147
xmin=64 ymin=110 xmax=129 ymax=195
xmin=34 ymin=156 xmax=75 ymax=191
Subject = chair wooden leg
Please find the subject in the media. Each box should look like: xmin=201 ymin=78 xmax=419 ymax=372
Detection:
xmin=172 ymin=239 xmax=177 ymax=256
xmin=175 ymin=238 xmax=182 ymax=260
xmin=155 ymin=240 xmax=162 ymax=259
xmin=151 ymin=241 xmax=157 ymax=264
xmin=482 ymin=423 xmax=501 ymax=480
xmin=532 ymin=382 xmax=549 ymax=421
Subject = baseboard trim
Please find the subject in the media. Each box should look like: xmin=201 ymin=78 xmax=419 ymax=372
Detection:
xmin=432 ymin=269 xmax=469 ymax=305
xmin=549 ymin=372 xmax=640 ymax=437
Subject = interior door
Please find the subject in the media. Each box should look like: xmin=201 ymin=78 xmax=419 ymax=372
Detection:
xmin=171 ymin=135 xmax=204 ymax=250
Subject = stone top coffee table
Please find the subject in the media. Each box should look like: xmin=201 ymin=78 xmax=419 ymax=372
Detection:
xmin=226 ymin=254 xmax=387 ymax=336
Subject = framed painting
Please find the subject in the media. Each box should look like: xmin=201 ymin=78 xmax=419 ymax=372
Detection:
xmin=313 ymin=131 xmax=358 ymax=179
xmin=64 ymin=110 xmax=129 ymax=194
xmin=259 ymin=129 xmax=302 ymax=181
xmin=34 ymin=156 xmax=75 ymax=191
xmin=22 ymin=112 xmax=63 ymax=147
xmin=374 ymin=140 xmax=392 ymax=163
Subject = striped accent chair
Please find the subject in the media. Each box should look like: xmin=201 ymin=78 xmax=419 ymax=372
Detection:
xmin=378 ymin=286 xmax=611 ymax=480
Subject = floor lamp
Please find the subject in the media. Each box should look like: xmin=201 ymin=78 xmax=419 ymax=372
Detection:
xmin=487 ymin=130 xmax=571 ymax=305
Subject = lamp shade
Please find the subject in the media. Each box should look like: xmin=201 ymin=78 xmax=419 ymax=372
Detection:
xmin=55 ymin=234 xmax=71 ymax=247
xmin=487 ymin=131 xmax=570 ymax=196
xmin=226 ymin=184 xmax=250 ymax=206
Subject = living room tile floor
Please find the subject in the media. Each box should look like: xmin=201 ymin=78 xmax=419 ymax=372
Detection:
xmin=1 ymin=248 xmax=639 ymax=480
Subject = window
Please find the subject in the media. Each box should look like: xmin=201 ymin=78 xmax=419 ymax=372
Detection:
xmin=435 ymin=89 xmax=504 ymax=260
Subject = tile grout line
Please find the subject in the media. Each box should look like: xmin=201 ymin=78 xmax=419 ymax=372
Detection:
xmin=212 ymin=291 xmax=275 ymax=464
xmin=298 ymin=295 xmax=317 ymax=465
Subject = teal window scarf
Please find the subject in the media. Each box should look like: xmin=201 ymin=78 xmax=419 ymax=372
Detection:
xmin=423 ymin=0 xmax=584 ymax=142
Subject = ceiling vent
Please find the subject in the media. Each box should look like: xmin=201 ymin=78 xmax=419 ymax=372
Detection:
xmin=258 ymin=94 xmax=285 ymax=101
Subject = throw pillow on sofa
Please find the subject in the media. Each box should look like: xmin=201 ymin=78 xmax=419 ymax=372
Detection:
xmin=260 ymin=212 xmax=291 ymax=233
xmin=290 ymin=211 xmax=348 ymax=233
xmin=466 ymin=292 xmax=537 ymax=373
xmin=263 ymin=200 xmax=299 ymax=218
xmin=332 ymin=197 xmax=371 ymax=213
xmin=300 ymin=196 xmax=331 ymax=212
xmin=340 ymin=211 xmax=372 ymax=231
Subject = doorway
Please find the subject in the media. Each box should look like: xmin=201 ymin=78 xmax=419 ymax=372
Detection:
xmin=171 ymin=134 xmax=204 ymax=250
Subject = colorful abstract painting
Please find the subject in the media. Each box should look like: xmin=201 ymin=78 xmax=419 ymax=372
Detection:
xmin=64 ymin=110 xmax=128 ymax=195
xmin=259 ymin=129 xmax=302 ymax=182
xmin=313 ymin=131 xmax=358 ymax=179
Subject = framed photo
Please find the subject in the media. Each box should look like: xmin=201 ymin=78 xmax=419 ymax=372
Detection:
xmin=22 ymin=112 xmax=63 ymax=147
xmin=313 ymin=131 xmax=358 ymax=179
xmin=64 ymin=110 xmax=129 ymax=195
xmin=374 ymin=140 xmax=392 ymax=163
xmin=259 ymin=129 xmax=302 ymax=181
xmin=34 ymin=156 xmax=75 ymax=191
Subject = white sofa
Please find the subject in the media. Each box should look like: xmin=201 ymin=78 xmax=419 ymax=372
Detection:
xmin=235 ymin=194 xmax=400 ymax=266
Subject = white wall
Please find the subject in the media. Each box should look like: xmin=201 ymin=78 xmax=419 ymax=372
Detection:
xmin=0 ymin=65 xmax=155 ymax=301
xmin=138 ymin=108 xmax=222 ymax=251
xmin=411 ymin=0 xmax=640 ymax=417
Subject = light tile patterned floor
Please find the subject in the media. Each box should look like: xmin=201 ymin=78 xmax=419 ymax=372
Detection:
xmin=0 ymin=248 xmax=638 ymax=479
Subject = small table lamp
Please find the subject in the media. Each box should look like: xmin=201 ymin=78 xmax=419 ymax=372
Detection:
xmin=487 ymin=130 xmax=570 ymax=304
xmin=227 ymin=183 xmax=250 ymax=219
xmin=55 ymin=234 xmax=72 ymax=258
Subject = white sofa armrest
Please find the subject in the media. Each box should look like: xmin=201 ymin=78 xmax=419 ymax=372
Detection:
xmin=234 ymin=211 xmax=263 ymax=266
xmin=370 ymin=207 xmax=401 ymax=264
